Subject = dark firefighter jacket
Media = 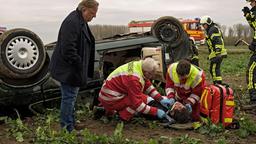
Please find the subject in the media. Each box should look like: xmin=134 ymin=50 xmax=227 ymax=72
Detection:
xmin=205 ymin=24 xmax=227 ymax=60
xmin=245 ymin=6 xmax=256 ymax=41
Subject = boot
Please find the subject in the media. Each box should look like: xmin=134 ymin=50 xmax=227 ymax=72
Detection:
xmin=213 ymin=80 xmax=222 ymax=85
xmin=93 ymin=106 xmax=105 ymax=120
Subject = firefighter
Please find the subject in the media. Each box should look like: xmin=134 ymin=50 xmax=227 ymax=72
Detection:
xmin=165 ymin=59 xmax=206 ymax=121
xmin=242 ymin=0 xmax=256 ymax=104
xmin=200 ymin=16 xmax=227 ymax=84
xmin=98 ymin=58 xmax=172 ymax=121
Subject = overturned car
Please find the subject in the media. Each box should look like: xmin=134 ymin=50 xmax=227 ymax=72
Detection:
xmin=0 ymin=16 xmax=193 ymax=110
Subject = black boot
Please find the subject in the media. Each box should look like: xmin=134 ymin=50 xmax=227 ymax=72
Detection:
xmin=213 ymin=80 xmax=222 ymax=85
xmin=249 ymin=89 xmax=256 ymax=105
xmin=93 ymin=106 xmax=106 ymax=120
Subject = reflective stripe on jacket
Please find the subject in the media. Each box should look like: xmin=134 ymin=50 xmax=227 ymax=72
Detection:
xmin=99 ymin=60 xmax=160 ymax=115
xmin=165 ymin=62 xmax=205 ymax=105
xmin=205 ymin=25 xmax=227 ymax=59
xmin=245 ymin=7 xmax=256 ymax=40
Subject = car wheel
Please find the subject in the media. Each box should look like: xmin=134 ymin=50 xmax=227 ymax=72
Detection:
xmin=151 ymin=16 xmax=186 ymax=48
xmin=0 ymin=28 xmax=46 ymax=79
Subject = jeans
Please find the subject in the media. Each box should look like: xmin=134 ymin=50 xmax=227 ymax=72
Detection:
xmin=60 ymin=83 xmax=80 ymax=132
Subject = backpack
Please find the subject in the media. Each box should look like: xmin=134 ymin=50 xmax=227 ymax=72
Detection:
xmin=200 ymin=84 xmax=235 ymax=127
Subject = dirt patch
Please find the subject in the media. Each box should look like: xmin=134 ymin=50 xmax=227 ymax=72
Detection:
xmin=0 ymin=124 xmax=23 ymax=144
xmin=1 ymin=114 xmax=256 ymax=143
xmin=78 ymin=118 xmax=256 ymax=143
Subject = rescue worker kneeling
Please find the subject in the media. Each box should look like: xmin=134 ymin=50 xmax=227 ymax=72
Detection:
xmin=98 ymin=58 xmax=172 ymax=121
xmin=165 ymin=59 xmax=206 ymax=121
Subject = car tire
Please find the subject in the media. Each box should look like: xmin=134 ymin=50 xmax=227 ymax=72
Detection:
xmin=151 ymin=16 xmax=186 ymax=48
xmin=0 ymin=28 xmax=46 ymax=79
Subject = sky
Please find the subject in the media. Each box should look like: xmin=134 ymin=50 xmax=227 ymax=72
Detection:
xmin=0 ymin=0 xmax=249 ymax=44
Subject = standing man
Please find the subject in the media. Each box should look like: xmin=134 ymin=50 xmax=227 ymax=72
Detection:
xmin=242 ymin=0 xmax=256 ymax=104
xmin=49 ymin=0 xmax=99 ymax=132
xmin=165 ymin=59 xmax=206 ymax=121
xmin=98 ymin=58 xmax=172 ymax=121
xmin=200 ymin=16 xmax=227 ymax=84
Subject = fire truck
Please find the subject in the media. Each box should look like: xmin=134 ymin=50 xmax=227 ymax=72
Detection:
xmin=128 ymin=18 xmax=205 ymax=44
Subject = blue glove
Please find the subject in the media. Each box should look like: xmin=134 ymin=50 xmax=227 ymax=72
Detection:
xmin=160 ymin=98 xmax=175 ymax=109
xmin=156 ymin=109 xmax=166 ymax=119
xmin=185 ymin=104 xmax=192 ymax=113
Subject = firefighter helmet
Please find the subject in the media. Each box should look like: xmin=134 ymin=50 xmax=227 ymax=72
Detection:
xmin=200 ymin=16 xmax=213 ymax=25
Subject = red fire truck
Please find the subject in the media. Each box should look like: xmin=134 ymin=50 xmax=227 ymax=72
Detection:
xmin=128 ymin=18 xmax=205 ymax=44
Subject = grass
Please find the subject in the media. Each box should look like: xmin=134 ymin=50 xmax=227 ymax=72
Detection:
xmin=198 ymin=45 xmax=251 ymax=89
xmin=198 ymin=45 xmax=252 ymax=105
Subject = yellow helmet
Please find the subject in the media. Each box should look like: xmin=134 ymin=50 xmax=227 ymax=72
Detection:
xmin=200 ymin=16 xmax=213 ymax=25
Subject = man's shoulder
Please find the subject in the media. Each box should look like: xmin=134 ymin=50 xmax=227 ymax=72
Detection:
xmin=208 ymin=25 xmax=220 ymax=35
xmin=63 ymin=10 xmax=81 ymax=25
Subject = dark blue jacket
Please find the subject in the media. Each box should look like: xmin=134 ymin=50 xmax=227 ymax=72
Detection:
xmin=49 ymin=9 xmax=95 ymax=87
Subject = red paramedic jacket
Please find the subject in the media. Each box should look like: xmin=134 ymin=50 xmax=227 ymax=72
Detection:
xmin=99 ymin=61 xmax=163 ymax=117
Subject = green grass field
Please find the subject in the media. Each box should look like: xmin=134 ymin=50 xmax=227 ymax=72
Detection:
xmin=198 ymin=45 xmax=251 ymax=90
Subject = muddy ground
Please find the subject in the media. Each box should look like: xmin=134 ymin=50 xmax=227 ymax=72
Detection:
xmin=0 ymin=113 xmax=256 ymax=144
xmin=0 ymin=50 xmax=256 ymax=143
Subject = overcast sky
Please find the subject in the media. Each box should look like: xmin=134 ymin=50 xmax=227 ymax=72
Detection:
xmin=1 ymin=0 xmax=249 ymax=44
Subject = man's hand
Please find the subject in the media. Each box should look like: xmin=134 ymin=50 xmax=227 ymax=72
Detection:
xmin=242 ymin=6 xmax=250 ymax=16
xmin=249 ymin=41 xmax=256 ymax=52
xmin=156 ymin=109 xmax=166 ymax=119
xmin=160 ymin=98 xmax=175 ymax=109
xmin=185 ymin=104 xmax=192 ymax=113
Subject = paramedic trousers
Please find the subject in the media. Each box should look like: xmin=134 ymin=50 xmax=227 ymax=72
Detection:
xmin=247 ymin=53 xmax=256 ymax=103
xmin=99 ymin=94 xmax=157 ymax=121
xmin=60 ymin=83 xmax=80 ymax=132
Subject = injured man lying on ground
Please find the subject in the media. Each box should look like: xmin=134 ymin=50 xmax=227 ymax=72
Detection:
xmin=167 ymin=101 xmax=191 ymax=124
xmin=93 ymin=99 xmax=192 ymax=126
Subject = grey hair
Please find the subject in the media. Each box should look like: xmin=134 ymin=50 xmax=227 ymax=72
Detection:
xmin=77 ymin=0 xmax=99 ymax=11
xmin=142 ymin=58 xmax=159 ymax=72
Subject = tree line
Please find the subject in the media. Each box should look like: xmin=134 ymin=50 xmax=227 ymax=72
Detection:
xmin=220 ymin=23 xmax=253 ymax=46
xmin=90 ymin=24 xmax=254 ymax=46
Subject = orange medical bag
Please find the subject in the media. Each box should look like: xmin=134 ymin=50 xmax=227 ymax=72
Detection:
xmin=200 ymin=84 xmax=235 ymax=127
